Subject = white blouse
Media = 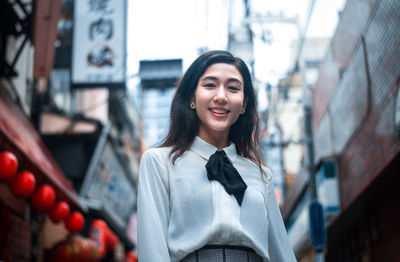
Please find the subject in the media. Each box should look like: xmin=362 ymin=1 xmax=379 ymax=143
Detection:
xmin=137 ymin=136 xmax=296 ymax=262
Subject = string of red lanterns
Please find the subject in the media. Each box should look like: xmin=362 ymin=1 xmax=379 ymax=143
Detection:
xmin=0 ymin=150 xmax=85 ymax=233
xmin=1 ymin=149 xmax=138 ymax=260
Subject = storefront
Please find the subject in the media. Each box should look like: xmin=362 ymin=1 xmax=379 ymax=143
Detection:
xmin=0 ymin=84 xmax=138 ymax=262
xmin=0 ymin=87 xmax=86 ymax=261
xmin=42 ymin=121 xmax=138 ymax=258
xmin=1 ymin=0 xmax=138 ymax=260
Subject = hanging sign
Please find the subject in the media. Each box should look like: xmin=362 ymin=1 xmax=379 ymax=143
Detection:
xmin=72 ymin=0 xmax=127 ymax=89
xmin=309 ymin=199 xmax=327 ymax=249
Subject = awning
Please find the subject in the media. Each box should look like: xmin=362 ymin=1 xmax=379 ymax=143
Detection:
xmin=0 ymin=88 xmax=85 ymax=211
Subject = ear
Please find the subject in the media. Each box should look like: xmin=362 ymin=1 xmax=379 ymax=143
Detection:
xmin=240 ymin=98 xmax=248 ymax=114
xmin=190 ymin=97 xmax=196 ymax=109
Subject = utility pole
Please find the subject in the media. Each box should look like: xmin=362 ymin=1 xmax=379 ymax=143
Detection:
xmin=299 ymin=49 xmax=326 ymax=261
xmin=243 ymin=0 xmax=327 ymax=260
xmin=297 ymin=1 xmax=327 ymax=260
xmin=301 ymin=71 xmax=317 ymax=201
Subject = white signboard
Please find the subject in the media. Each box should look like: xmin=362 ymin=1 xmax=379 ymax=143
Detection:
xmin=72 ymin=0 xmax=126 ymax=87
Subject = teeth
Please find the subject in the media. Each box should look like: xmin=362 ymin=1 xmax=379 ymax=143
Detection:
xmin=211 ymin=109 xmax=228 ymax=114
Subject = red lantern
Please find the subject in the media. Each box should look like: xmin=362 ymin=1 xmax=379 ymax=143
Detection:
xmin=65 ymin=211 xmax=85 ymax=233
xmin=0 ymin=150 xmax=18 ymax=181
xmin=8 ymin=170 xmax=36 ymax=197
xmin=49 ymin=201 xmax=70 ymax=223
xmin=48 ymin=235 xmax=100 ymax=262
xmin=31 ymin=184 xmax=56 ymax=210
xmin=107 ymin=228 xmax=120 ymax=250
xmin=89 ymin=219 xmax=108 ymax=257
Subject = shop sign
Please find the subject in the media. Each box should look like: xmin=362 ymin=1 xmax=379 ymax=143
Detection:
xmin=72 ymin=0 xmax=127 ymax=88
xmin=80 ymin=142 xmax=136 ymax=228
xmin=308 ymin=200 xmax=326 ymax=249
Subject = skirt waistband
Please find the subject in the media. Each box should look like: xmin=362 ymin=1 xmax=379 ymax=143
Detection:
xmin=180 ymin=245 xmax=263 ymax=262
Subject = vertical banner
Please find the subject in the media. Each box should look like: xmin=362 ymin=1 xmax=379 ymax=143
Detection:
xmin=72 ymin=0 xmax=126 ymax=88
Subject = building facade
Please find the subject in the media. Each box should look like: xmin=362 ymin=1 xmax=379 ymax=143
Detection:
xmin=139 ymin=59 xmax=183 ymax=148
xmin=283 ymin=0 xmax=400 ymax=260
xmin=0 ymin=0 xmax=140 ymax=261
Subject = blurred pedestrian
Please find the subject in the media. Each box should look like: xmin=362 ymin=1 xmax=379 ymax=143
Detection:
xmin=137 ymin=50 xmax=296 ymax=262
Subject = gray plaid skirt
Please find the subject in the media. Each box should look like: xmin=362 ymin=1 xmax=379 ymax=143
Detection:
xmin=180 ymin=245 xmax=263 ymax=262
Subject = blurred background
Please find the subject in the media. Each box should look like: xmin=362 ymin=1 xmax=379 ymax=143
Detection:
xmin=0 ymin=0 xmax=399 ymax=261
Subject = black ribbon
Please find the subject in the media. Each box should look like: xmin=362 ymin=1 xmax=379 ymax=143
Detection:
xmin=206 ymin=150 xmax=247 ymax=206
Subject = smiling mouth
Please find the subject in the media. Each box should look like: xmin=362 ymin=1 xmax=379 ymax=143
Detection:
xmin=209 ymin=108 xmax=229 ymax=117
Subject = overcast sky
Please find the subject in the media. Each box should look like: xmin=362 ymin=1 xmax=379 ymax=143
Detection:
xmin=126 ymin=0 xmax=346 ymax=94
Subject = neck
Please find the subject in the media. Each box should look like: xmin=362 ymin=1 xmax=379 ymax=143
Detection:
xmin=198 ymin=130 xmax=229 ymax=150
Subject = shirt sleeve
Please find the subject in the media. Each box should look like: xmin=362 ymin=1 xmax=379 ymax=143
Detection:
xmin=266 ymin=182 xmax=297 ymax=262
xmin=137 ymin=150 xmax=171 ymax=261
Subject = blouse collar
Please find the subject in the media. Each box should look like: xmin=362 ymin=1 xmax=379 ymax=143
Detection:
xmin=191 ymin=136 xmax=238 ymax=163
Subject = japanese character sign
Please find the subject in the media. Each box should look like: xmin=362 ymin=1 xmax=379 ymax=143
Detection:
xmin=72 ymin=0 xmax=126 ymax=86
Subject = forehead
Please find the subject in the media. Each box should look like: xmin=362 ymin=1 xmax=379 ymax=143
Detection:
xmin=200 ymin=63 xmax=243 ymax=83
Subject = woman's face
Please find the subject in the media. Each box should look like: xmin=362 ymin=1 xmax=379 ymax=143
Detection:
xmin=193 ymin=63 xmax=246 ymax=143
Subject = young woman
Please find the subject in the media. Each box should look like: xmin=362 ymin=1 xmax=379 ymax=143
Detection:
xmin=137 ymin=50 xmax=296 ymax=262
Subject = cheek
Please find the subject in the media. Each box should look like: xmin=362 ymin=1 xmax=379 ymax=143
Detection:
xmin=232 ymin=97 xmax=245 ymax=112
xmin=194 ymin=92 xmax=208 ymax=108
xmin=193 ymin=94 xmax=207 ymax=117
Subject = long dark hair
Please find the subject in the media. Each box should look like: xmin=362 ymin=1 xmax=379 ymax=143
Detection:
xmin=160 ymin=50 xmax=264 ymax=173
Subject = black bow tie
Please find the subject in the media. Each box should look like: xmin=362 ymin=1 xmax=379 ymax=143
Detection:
xmin=205 ymin=150 xmax=247 ymax=206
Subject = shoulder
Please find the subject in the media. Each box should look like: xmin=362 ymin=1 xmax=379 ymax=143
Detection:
xmin=237 ymin=156 xmax=272 ymax=176
xmin=141 ymin=146 xmax=172 ymax=163
xmin=142 ymin=146 xmax=171 ymax=157
xmin=261 ymin=164 xmax=273 ymax=183
xmin=139 ymin=147 xmax=173 ymax=185
xmin=235 ymin=156 xmax=272 ymax=184
xmin=139 ymin=147 xmax=174 ymax=172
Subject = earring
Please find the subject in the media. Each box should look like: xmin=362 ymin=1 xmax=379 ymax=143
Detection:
xmin=190 ymin=102 xmax=195 ymax=109
xmin=241 ymin=107 xmax=245 ymax=114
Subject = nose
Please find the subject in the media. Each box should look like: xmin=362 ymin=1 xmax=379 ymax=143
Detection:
xmin=214 ymin=86 xmax=228 ymax=104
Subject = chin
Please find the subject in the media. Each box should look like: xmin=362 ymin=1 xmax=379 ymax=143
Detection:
xmin=210 ymin=128 xmax=230 ymax=133
xmin=208 ymin=124 xmax=232 ymax=133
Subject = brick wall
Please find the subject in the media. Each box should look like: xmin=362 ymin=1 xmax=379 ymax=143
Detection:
xmin=312 ymin=0 xmax=400 ymax=210
xmin=312 ymin=0 xmax=378 ymax=130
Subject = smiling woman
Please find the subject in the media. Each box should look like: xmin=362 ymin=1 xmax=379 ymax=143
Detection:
xmin=192 ymin=63 xmax=246 ymax=149
xmin=137 ymin=50 xmax=296 ymax=262
xmin=160 ymin=51 xmax=261 ymax=166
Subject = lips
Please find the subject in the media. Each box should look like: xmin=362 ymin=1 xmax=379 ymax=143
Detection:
xmin=209 ymin=107 xmax=230 ymax=117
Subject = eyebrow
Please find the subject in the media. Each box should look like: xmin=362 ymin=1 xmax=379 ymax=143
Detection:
xmin=200 ymin=76 xmax=243 ymax=86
